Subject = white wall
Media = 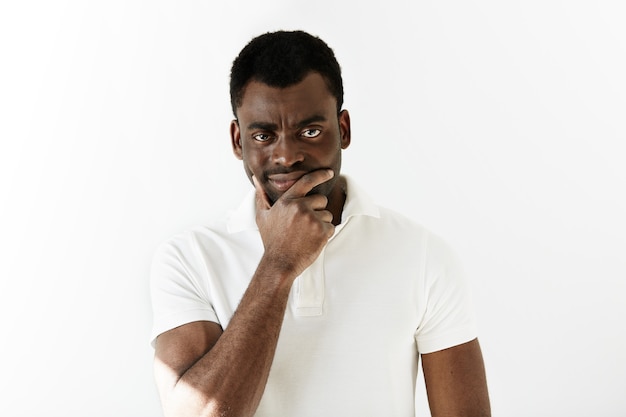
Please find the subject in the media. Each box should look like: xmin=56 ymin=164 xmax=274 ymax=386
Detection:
xmin=1 ymin=1 xmax=624 ymax=416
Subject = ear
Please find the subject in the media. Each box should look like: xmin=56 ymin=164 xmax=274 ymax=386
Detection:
xmin=230 ymin=119 xmax=243 ymax=160
xmin=338 ymin=110 xmax=351 ymax=149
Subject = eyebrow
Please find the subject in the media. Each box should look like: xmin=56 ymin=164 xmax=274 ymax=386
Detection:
xmin=246 ymin=121 xmax=278 ymax=131
xmin=295 ymin=115 xmax=327 ymax=129
xmin=246 ymin=115 xmax=328 ymax=131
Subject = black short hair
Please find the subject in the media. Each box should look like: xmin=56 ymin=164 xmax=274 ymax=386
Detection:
xmin=229 ymin=30 xmax=344 ymax=117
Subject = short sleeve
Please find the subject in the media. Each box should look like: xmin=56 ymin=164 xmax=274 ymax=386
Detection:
xmin=149 ymin=235 xmax=219 ymax=347
xmin=415 ymin=233 xmax=477 ymax=354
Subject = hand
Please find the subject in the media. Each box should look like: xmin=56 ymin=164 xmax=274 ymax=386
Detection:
xmin=253 ymin=169 xmax=335 ymax=277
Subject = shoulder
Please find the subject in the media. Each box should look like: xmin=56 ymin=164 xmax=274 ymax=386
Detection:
xmin=153 ymin=190 xmax=258 ymax=262
xmin=379 ymin=206 xmax=460 ymax=268
xmin=153 ymin=222 xmax=228 ymax=260
xmin=342 ymin=176 xmax=456 ymax=257
xmin=362 ymin=203 xmax=449 ymax=249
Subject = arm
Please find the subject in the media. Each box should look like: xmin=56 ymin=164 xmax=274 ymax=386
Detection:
xmin=422 ymin=338 xmax=491 ymax=417
xmin=154 ymin=169 xmax=336 ymax=417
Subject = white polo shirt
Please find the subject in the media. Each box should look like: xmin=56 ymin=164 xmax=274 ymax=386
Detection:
xmin=150 ymin=176 xmax=477 ymax=416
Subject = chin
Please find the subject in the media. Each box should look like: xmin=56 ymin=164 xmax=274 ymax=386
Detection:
xmin=308 ymin=175 xmax=338 ymax=197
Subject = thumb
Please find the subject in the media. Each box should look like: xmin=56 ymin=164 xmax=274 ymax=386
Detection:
xmin=252 ymin=175 xmax=271 ymax=211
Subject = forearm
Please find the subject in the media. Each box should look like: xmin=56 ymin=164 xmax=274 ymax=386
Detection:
xmin=157 ymin=171 xmax=336 ymax=417
xmin=166 ymin=258 xmax=296 ymax=417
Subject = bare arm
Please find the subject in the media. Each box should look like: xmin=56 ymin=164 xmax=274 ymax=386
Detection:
xmin=154 ymin=169 xmax=336 ymax=417
xmin=154 ymin=259 xmax=295 ymax=417
xmin=422 ymin=338 xmax=491 ymax=417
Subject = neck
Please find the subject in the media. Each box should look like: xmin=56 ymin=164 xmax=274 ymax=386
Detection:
xmin=327 ymin=176 xmax=347 ymax=226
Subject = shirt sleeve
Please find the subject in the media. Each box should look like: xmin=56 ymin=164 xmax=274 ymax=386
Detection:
xmin=149 ymin=234 xmax=219 ymax=347
xmin=414 ymin=232 xmax=477 ymax=354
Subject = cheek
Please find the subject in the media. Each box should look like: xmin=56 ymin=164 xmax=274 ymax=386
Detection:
xmin=319 ymin=143 xmax=342 ymax=166
xmin=241 ymin=148 xmax=264 ymax=175
xmin=242 ymin=163 xmax=253 ymax=179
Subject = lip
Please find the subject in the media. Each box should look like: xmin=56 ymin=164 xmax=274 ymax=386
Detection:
xmin=267 ymin=171 xmax=307 ymax=192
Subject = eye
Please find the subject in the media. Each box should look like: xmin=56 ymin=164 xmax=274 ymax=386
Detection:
xmin=252 ymin=132 xmax=272 ymax=142
xmin=301 ymin=128 xmax=321 ymax=138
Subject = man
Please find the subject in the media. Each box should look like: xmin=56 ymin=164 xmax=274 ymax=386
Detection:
xmin=151 ymin=30 xmax=490 ymax=417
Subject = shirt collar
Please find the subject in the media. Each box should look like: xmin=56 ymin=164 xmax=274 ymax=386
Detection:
xmin=226 ymin=175 xmax=380 ymax=234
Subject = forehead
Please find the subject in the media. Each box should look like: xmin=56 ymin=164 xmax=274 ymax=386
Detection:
xmin=237 ymin=72 xmax=337 ymax=124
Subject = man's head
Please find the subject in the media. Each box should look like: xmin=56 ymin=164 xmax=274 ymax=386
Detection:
xmin=229 ymin=30 xmax=351 ymax=209
xmin=229 ymin=30 xmax=344 ymax=118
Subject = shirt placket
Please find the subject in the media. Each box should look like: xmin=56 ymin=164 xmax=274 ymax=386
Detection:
xmin=291 ymin=221 xmax=349 ymax=317
xmin=292 ymin=247 xmax=326 ymax=317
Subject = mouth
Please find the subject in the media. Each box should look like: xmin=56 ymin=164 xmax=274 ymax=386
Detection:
xmin=266 ymin=171 xmax=308 ymax=192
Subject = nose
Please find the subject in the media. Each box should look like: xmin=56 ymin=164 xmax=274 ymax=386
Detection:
xmin=271 ymin=135 xmax=304 ymax=167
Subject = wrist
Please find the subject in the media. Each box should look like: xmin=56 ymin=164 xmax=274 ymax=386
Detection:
xmin=256 ymin=253 xmax=302 ymax=288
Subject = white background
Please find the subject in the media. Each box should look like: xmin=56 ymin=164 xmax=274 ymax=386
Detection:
xmin=1 ymin=1 xmax=625 ymax=416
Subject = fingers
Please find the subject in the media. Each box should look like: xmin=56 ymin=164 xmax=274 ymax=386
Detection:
xmin=316 ymin=209 xmax=334 ymax=224
xmin=282 ymin=168 xmax=334 ymax=200
xmin=252 ymin=175 xmax=271 ymax=211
